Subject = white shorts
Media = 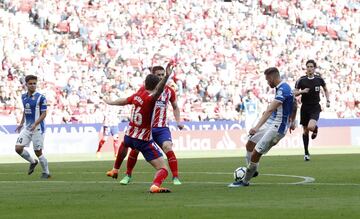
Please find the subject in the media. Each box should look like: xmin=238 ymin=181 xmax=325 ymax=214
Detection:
xmin=16 ymin=128 xmax=45 ymax=151
xmin=249 ymin=124 xmax=285 ymax=154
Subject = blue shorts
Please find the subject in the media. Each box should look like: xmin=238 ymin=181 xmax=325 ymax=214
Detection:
xmin=124 ymin=135 xmax=163 ymax=162
xmin=103 ymin=126 xmax=119 ymax=136
xmin=152 ymin=127 xmax=172 ymax=147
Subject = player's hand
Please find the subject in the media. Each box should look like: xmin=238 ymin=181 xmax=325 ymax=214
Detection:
xmin=102 ymin=96 xmax=111 ymax=105
xmin=301 ymin=88 xmax=310 ymax=94
xmin=165 ymin=61 xmax=175 ymax=76
xmin=326 ymin=100 xmax=330 ymax=108
xmin=29 ymin=124 xmax=36 ymax=132
xmin=15 ymin=124 xmax=23 ymax=133
xmin=249 ymin=127 xmax=258 ymax=136
xmin=177 ymin=122 xmax=184 ymax=130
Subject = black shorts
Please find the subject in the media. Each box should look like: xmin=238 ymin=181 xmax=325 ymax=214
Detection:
xmin=300 ymin=104 xmax=321 ymax=126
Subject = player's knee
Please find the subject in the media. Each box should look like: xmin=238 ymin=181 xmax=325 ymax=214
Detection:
xmin=15 ymin=146 xmax=23 ymax=154
xmin=161 ymin=141 xmax=173 ymax=153
xmin=34 ymin=150 xmax=42 ymax=157
xmin=246 ymin=141 xmax=256 ymax=152
xmin=307 ymin=125 xmax=316 ymax=132
xmin=151 ymin=157 xmax=168 ymax=170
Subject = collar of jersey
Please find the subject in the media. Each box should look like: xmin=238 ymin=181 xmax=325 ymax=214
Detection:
xmin=276 ymin=81 xmax=285 ymax=89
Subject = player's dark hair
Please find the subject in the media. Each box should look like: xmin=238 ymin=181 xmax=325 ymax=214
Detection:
xmin=25 ymin=75 xmax=37 ymax=83
xmin=145 ymin=74 xmax=160 ymax=90
xmin=306 ymin=60 xmax=317 ymax=68
xmin=264 ymin=67 xmax=279 ymax=76
xmin=150 ymin=66 xmax=165 ymax=74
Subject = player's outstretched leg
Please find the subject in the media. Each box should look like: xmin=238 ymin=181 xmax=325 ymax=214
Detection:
xmin=149 ymin=168 xmax=171 ymax=193
xmin=106 ymin=142 xmax=128 ymax=179
xmin=148 ymin=157 xmax=171 ymax=193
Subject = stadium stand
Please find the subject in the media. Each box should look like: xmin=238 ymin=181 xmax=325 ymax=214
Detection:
xmin=0 ymin=0 xmax=359 ymax=124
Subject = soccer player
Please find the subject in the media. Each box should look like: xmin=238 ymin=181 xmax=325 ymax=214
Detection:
xmin=107 ymin=66 xmax=184 ymax=185
xmin=96 ymin=104 xmax=120 ymax=158
xmin=228 ymin=67 xmax=297 ymax=187
xmin=14 ymin=75 xmax=51 ymax=179
xmin=294 ymin=60 xmax=330 ymax=161
xmin=103 ymin=62 xmax=174 ymax=193
xmin=241 ymin=90 xmax=260 ymax=133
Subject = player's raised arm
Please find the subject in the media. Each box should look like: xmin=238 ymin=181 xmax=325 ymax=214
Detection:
xmin=103 ymin=97 xmax=128 ymax=106
xmin=152 ymin=62 xmax=174 ymax=100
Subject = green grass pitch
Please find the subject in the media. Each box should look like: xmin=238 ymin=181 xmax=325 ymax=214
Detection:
xmin=1 ymin=154 xmax=360 ymax=219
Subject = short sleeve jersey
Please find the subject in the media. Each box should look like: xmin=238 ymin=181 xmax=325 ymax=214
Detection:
xmin=266 ymin=82 xmax=294 ymax=134
xmin=152 ymin=86 xmax=176 ymax=127
xmin=125 ymin=88 xmax=157 ymax=141
xmin=21 ymin=92 xmax=47 ymax=133
xmin=295 ymin=75 xmax=326 ymax=105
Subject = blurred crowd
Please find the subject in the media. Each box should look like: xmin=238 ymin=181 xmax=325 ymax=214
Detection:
xmin=0 ymin=0 xmax=359 ymax=125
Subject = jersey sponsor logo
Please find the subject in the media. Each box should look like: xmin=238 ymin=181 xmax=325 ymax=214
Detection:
xmin=155 ymin=101 xmax=166 ymax=106
xmin=25 ymin=103 xmax=32 ymax=114
xmin=315 ymin=86 xmax=320 ymax=91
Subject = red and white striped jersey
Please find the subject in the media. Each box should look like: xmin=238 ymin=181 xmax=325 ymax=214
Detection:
xmin=125 ymin=88 xmax=156 ymax=141
xmin=152 ymin=86 xmax=176 ymax=127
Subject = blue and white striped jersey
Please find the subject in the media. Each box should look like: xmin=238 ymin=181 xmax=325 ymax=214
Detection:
xmin=21 ymin=92 xmax=47 ymax=133
xmin=242 ymin=99 xmax=258 ymax=116
xmin=266 ymin=81 xmax=294 ymax=134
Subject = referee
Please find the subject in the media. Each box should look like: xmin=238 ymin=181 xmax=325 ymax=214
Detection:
xmin=294 ymin=60 xmax=330 ymax=161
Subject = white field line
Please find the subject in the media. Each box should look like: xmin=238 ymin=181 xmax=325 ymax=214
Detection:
xmin=0 ymin=172 xmax=326 ymax=186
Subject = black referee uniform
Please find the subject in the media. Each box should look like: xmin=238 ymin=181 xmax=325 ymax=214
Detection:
xmin=295 ymin=75 xmax=326 ymax=126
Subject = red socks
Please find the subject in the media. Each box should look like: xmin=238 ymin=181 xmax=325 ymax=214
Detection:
xmin=113 ymin=142 xmax=128 ymax=169
xmin=126 ymin=149 xmax=139 ymax=176
xmin=152 ymin=168 xmax=168 ymax=187
xmin=96 ymin=139 xmax=105 ymax=152
xmin=166 ymin=151 xmax=178 ymax=178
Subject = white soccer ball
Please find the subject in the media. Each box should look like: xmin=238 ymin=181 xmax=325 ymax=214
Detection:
xmin=234 ymin=166 xmax=247 ymax=182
